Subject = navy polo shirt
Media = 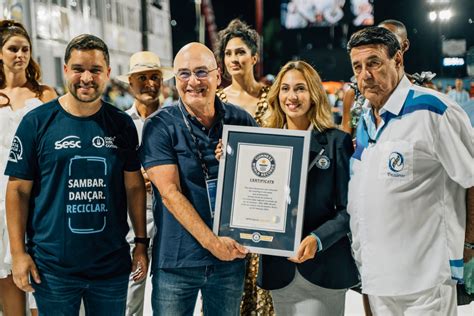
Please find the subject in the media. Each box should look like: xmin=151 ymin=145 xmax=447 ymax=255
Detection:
xmin=140 ymin=97 xmax=257 ymax=269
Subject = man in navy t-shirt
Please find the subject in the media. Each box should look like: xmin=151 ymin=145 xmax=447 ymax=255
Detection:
xmin=140 ymin=42 xmax=257 ymax=315
xmin=5 ymin=34 xmax=148 ymax=315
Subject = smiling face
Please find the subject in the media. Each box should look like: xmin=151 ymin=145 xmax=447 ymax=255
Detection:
xmin=350 ymin=44 xmax=402 ymax=109
xmin=173 ymin=43 xmax=221 ymax=110
xmin=129 ymin=70 xmax=162 ymax=106
xmin=0 ymin=35 xmax=30 ymax=74
xmin=64 ymin=49 xmax=111 ymax=103
xmin=278 ymin=69 xmax=312 ymax=128
xmin=224 ymin=37 xmax=257 ymax=78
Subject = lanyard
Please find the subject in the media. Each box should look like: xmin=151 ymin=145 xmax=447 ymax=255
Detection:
xmin=308 ymin=148 xmax=325 ymax=172
xmin=178 ymin=103 xmax=218 ymax=180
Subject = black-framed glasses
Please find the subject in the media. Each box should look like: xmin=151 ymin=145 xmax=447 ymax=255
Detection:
xmin=175 ymin=68 xmax=218 ymax=81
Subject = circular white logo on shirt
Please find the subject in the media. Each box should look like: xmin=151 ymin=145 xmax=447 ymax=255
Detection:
xmin=388 ymin=152 xmax=404 ymax=172
xmin=251 ymin=153 xmax=275 ymax=178
xmin=92 ymin=136 xmax=105 ymax=148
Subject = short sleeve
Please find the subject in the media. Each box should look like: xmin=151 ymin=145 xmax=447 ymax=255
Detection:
xmin=139 ymin=115 xmax=177 ymax=169
xmin=434 ymin=104 xmax=474 ymax=188
xmin=123 ymin=117 xmax=141 ymax=172
xmin=4 ymin=116 xmax=38 ymax=180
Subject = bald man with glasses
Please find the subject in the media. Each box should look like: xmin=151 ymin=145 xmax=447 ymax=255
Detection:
xmin=139 ymin=42 xmax=257 ymax=315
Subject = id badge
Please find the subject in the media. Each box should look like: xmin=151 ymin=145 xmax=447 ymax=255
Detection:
xmin=206 ymin=178 xmax=218 ymax=218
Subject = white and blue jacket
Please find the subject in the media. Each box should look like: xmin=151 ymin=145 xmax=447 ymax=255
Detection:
xmin=348 ymin=76 xmax=474 ymax=296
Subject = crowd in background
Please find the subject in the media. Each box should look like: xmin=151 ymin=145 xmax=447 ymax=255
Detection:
xmin=0 ymin=13 xmax=472 ymax=316
xmin=102 ymin=76 xmax=474 ymax=128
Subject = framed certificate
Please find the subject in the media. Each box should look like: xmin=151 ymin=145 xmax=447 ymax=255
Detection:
xmin=213 ymin=125 xmax=311 ymax=257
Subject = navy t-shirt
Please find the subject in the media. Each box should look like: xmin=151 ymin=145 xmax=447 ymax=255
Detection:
xmin=5 ymin=99 xmax=141 ymax=280
xmin=140 ymin=97 xmax=257 ymax=269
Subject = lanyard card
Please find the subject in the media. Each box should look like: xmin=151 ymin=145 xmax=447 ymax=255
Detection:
xmin=206 ymin=178 xmax=218 ymax=218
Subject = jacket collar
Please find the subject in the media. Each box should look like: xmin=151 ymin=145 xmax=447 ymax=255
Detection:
xmin=363 ymin=75 xmax=412 ymax=117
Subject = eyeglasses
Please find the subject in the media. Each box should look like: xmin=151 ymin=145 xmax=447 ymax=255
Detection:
xmin=175 ymin=68 xmax=218 ymax=81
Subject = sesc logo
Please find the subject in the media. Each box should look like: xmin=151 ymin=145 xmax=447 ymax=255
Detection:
xmin=55 ymin=136 xmax=81 ymax=150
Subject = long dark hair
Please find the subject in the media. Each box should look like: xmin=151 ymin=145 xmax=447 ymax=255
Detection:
xmin=215 ymin=19 xmax=260 ymax=80
xmin=0 ymin=20 xmax=43 ymax=105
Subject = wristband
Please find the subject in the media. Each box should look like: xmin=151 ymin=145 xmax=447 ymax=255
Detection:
xmin=134 ymin=237 xmax=150 ymax=248
xmin=464 ymin=242 xmax=474 ymax=250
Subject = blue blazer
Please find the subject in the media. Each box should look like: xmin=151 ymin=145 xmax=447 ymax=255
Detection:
xmin=258 ymin=128 xmax=360 ymax=290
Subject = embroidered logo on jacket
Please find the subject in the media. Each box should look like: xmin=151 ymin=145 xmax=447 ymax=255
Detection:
xmin=388 ymin=152 xmax=405 ymax=173
xmin=316 ymin=155 xmax=330 ymax=169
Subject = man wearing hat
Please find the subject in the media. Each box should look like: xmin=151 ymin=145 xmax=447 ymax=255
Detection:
xmin=117 ymin=51 xmax=173 ymax=316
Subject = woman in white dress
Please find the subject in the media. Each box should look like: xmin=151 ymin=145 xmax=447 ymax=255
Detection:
xmin=0 ymin=20 xmax=56 ymax=316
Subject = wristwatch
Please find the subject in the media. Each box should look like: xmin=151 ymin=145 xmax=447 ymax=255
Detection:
xmin=134 ymin=237 xmax=151 ymax=248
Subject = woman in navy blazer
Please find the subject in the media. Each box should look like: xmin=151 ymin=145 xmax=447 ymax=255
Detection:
xmin=257 ymin=60 xmax=359 ymax=315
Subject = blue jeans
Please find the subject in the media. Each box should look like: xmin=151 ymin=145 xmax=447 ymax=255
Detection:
xmin=152 ymin=261 xmax=245 ymax=316
xmin=32 ymin=272 xmax=129 ymax=316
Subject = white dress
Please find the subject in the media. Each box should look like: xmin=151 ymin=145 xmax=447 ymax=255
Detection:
xmin=0 ymin=98 xmax=42 ymax=278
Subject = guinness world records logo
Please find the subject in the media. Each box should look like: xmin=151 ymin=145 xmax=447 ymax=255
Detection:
xmin=251 ymin=153 xmax=275 ymax=178
xmin=251 ymin=232 xmax=261 ymax=243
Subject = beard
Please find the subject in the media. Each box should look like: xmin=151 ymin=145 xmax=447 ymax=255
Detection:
xmin=68 ymin=82 xmax=102 ymax=103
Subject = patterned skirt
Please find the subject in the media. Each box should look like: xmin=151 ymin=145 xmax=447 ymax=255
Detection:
xmin=240 ymin=254 xmax=274 ymax=315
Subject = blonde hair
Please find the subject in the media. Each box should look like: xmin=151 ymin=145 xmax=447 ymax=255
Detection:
xmin=263 ymin=60 xmax=334 ymax=131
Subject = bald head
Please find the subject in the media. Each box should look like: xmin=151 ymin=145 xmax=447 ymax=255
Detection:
xmin=173 ymin=42 xmax=221 ymax=112
xmin=173 ymin=42 xmax=217 ymax=71
xmin=379 ymin=19 xmax=409 ymax=53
